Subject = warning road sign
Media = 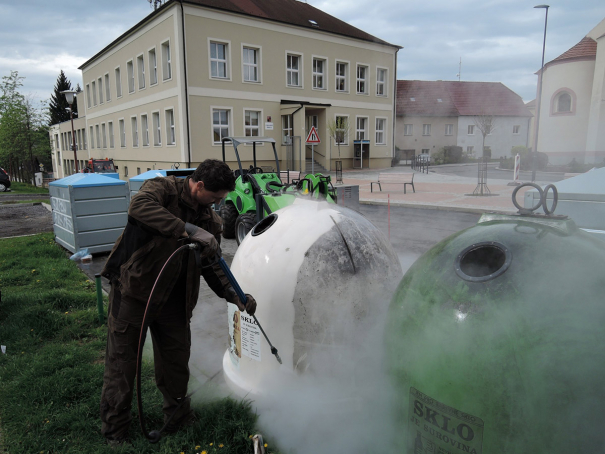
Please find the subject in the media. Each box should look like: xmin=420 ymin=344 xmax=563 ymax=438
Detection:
xmin=306 ymin=126 xmax=321 ymax=144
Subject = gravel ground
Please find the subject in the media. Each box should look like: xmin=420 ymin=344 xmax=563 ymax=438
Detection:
xmin=0 ymin=203 xmax=54 ymax=238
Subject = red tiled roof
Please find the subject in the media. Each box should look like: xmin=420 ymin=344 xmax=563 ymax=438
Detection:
xmin=396 ymin=80 xmax=532 ymax=117
xmin=548 ymin=36 xmax=597 ymax=65
xmin=183 ymin=0 xmax=399 ymax=47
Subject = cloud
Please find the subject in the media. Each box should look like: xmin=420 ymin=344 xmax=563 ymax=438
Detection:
xmin=1 ymin=0 xmax=604 ymax=105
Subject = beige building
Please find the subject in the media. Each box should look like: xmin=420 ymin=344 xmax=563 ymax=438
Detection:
xmin=49 ymin=116 xmax=89 ymax=178
xmin=51 ymin=0 xmax=400 ymax=180
xmin=534 ymin=18 xmax=605 ymax=165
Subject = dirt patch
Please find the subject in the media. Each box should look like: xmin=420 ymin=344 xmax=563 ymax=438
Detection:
xmin=0 ymin=204 xmax=54 ymax=238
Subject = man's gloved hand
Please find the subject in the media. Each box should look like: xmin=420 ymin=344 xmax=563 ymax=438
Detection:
xmin=184 ymin=222 xmax=219 ymax=259
xmin=224 ymin=287 xmax=257 ymax=315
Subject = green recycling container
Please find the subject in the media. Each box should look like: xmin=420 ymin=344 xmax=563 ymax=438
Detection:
xmin=386 ymin=213 xmax=605 ymax=453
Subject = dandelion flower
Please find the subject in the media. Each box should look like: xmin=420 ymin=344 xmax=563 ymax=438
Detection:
xmin=196 ymin=446 xmax=200 ymax=449
xmin=32 ymin=269 xmax=36 ymax=273
xmin=202 ymin=451 xmax=207 ymax=454
xmin=219 ymin=444 xmax=224 ymax=448
xmin=65 ymin=312 xmax=69 ymax=314
xmin=264 ymin=443 xmax=268 ymax=448
xmin=210 ymin=443 xmax=213 ymax=446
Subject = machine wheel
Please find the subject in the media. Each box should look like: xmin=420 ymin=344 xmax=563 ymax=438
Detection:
xmin=221 ymin=203 xmax=238 ymax=239
xmin=235 ymin=213 xmax=257 ymax=245
xmin=0 ymin=183 xmax=6 ymax=192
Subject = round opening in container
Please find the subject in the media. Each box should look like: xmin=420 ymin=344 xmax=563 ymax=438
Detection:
xmin=455 ymin=241 xmax=511 ymax=282
xmin=251 ymin=213 xmax=278 ymax=237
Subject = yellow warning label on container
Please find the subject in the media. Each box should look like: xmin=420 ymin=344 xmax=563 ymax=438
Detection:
xmin=408 ymin=387 xmax=484 ymax=454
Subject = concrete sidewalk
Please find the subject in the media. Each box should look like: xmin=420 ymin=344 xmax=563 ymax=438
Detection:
xmin=334 ymin=166 xmax=549 ymax=214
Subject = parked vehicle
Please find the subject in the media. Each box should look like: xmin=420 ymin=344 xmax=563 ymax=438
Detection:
xmin=220 ymin=137 xmax=336 ymax=244
xmin=82 ymin=158 xmax=116 ymax=173
xmin=0 ymin=167 xmax=11 ymax=192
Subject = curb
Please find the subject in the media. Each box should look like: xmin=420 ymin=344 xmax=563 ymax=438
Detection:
xmin=0 ymin=202 xmax=42 ymax=208
xmin=359 ymin=199 xmax=514 ymax=215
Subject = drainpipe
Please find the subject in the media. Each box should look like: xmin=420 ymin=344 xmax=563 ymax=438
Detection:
xmin=179 ymin=0 xmax=192 ymax=168
xmin=392 ymin=49 xmax=399 ymax=166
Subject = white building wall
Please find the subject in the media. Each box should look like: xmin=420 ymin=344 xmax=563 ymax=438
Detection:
xmin=457 ymin=116 xmax=530 ymax=158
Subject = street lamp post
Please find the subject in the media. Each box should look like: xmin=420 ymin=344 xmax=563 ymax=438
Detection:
xmin=532 ymin=4 xmax=549 ymax=182
xmin=61 ymin=89 xmax=79 ymax=174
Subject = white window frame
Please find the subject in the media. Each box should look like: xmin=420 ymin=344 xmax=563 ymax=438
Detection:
xmin=104 ymin=73 xmax=111 ymax=102
xmin=141 ymin=113 xmax=149 ymax=147
xmin=445 ymin=124 xmax=453 ymax=136
xmin=404 ymin=124 xmax=413 ymax=136
xmin=356 ymin=63 xmax=369 ymax=95
xmin=108 ymin=121 xmax=114 ymax=148
xmin=423 ymin=124 xmax=431 ymax=136
xmin=211 ymin=107 xmax=232 ymax=145
xmin=209 ymin=39 xmax=231 ymax=80
xmin=513 ymin=125 xmax=520 ymax=135
xmin=77 ymin=130 xmax=82 ymax=150
xmin=115 ymin=66 xmax=122 ymax=98
xmin=468 ymin=125 xmax=475 ymax=135
xmin=334 ymin=114 xmax=349 ymax=145
xmin=312 ymin=55 xmax=327 ymax=91
xmin=161 ymin=39 xmax=172 ymax=82
xmin=286 ymin=51 xmax=303 ymax=88
xmin=243 ymin=108 xmax=263 ymax=138
xmin=356 ymin=116 xmax=369 ymax=141
xmin=376 ymin=67 xmax=388 ymax=97
xmin=83 ymin=129 xmax=87 ymax=150
xmin=91 ymin=80 xmax=97 ymax=106
xmin=101 ymin=122 xmax=107 ymax=149
xmin=119 ymin=118 xmax=126 ymax=148
xmin=131 ymin=116 xmax=139 ymax=147
xmin=127 ymin=60 xmax=135 ymax=94
xmin=467 ymin=146 xmax=474 ymax=154
xmin=152 ymin=110 xmax=161 ymax=146
xmin=86 ymin=84 xmax=91 ymax=108
xmin=98 ymin=77 xmax=104 ymax=104
xmin=148 ymin=47 xmax=158 ymax=86
xmin=335 ymin=60 xmax=349 ymax=93
xmin=95 ymin=124 xmax=101 ymax=148
xmin=282 ymin=114 xmax=293 ymax=145
xmin=89 ymin=126 xmax=95 ymax=149
xmin=242 ymin=44 xmax=261 ymax=84
xmin=375 ymin=117 xmax=387 ymax=145
xmin=164 ymin=108 xmax=176 ymax=146
xmin=137 ymin=53 xmax=146 ymax=90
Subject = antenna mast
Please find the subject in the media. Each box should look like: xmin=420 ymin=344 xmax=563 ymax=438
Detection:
xmin=456 ymin=57 xmax=462 ymax=82
xmin=148 ymin=0 xmax=164 ymax=10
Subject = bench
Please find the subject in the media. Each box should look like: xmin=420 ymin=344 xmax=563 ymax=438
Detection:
xmin=371 ymin=173 xmax=415 ymax=194
xmin=279 ymin=171 xmax=301 ymax=184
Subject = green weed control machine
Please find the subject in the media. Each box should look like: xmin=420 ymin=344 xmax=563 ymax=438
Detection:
xmin=220 ymin=137 xmax=336 ymax=244
xmin=386 ymin=184 xmax=605 ymax=453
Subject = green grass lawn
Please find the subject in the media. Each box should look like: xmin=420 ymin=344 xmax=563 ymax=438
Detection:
xmin=1 ymin=181 xmax=49 ymax=194
xmin=0 ymin=234 xmax=269 ymax=454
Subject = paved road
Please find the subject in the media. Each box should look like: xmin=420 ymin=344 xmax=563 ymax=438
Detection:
xmin=430 ymin=163 xmax=566 ymax=183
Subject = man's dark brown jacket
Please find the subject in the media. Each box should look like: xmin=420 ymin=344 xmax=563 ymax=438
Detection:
xmin=102 ymin=175 xmax=229 ymax=320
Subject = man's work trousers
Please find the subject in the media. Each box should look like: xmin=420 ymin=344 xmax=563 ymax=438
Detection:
xmin=100 ymin=282 xmax=192 ymax=440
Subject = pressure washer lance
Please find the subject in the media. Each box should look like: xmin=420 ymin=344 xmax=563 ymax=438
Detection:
xmin=215 ymin=255 xmax=282 ymax=365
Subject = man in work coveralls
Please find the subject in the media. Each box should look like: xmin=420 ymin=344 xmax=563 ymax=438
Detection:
xmin=100 ymin=159 xmax=257 ymax=444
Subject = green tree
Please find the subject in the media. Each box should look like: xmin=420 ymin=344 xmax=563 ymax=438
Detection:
xmin=48 ymin=70 xmax=77 ymax=125
xmin=0 ymin=71 xmax=51 ymax=185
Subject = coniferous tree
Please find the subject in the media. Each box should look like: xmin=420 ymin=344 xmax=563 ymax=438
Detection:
xmin=48 ymin=70 xmax=77 ymax=125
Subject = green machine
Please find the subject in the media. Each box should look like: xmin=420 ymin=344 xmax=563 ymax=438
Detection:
xmin=220 ymin=137 xmax=336 ymax=244
xmin=386 ymin=185 xmax=605 ymax=453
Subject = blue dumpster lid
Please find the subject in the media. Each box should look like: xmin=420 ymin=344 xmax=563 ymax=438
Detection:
xmin=129 ymin=168 xmax=196 ymax=182
xmin=49 ymin=173 xmax=127 ymax=188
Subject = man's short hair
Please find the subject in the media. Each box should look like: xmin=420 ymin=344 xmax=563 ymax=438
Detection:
xmin=191 ymin=159 xmax=235 ymax=192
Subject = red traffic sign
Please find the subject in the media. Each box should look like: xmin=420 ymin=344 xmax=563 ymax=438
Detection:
xmin=306 ymin=126 xmax=321 ymax=144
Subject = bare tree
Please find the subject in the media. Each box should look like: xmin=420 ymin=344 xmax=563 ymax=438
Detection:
xmin=473 ymin=114 xmax=497 ymax=158
xmin=327 ymin=117 xmax=350 ymax=158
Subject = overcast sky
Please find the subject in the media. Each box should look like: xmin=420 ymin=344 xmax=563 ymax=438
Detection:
xmin=1 ymin=0 xmax=604 ymax=108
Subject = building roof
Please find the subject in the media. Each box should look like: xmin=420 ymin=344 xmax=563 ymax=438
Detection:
xmin=547 ymin=36 xmax=597 ymax=67
xmin=184 ymin=0 xmax=399 ymax=47
xmin=396 ymin=80 xmax=532 ymax=117
xmin=80 ymin=0 xmax=400 ymax=69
